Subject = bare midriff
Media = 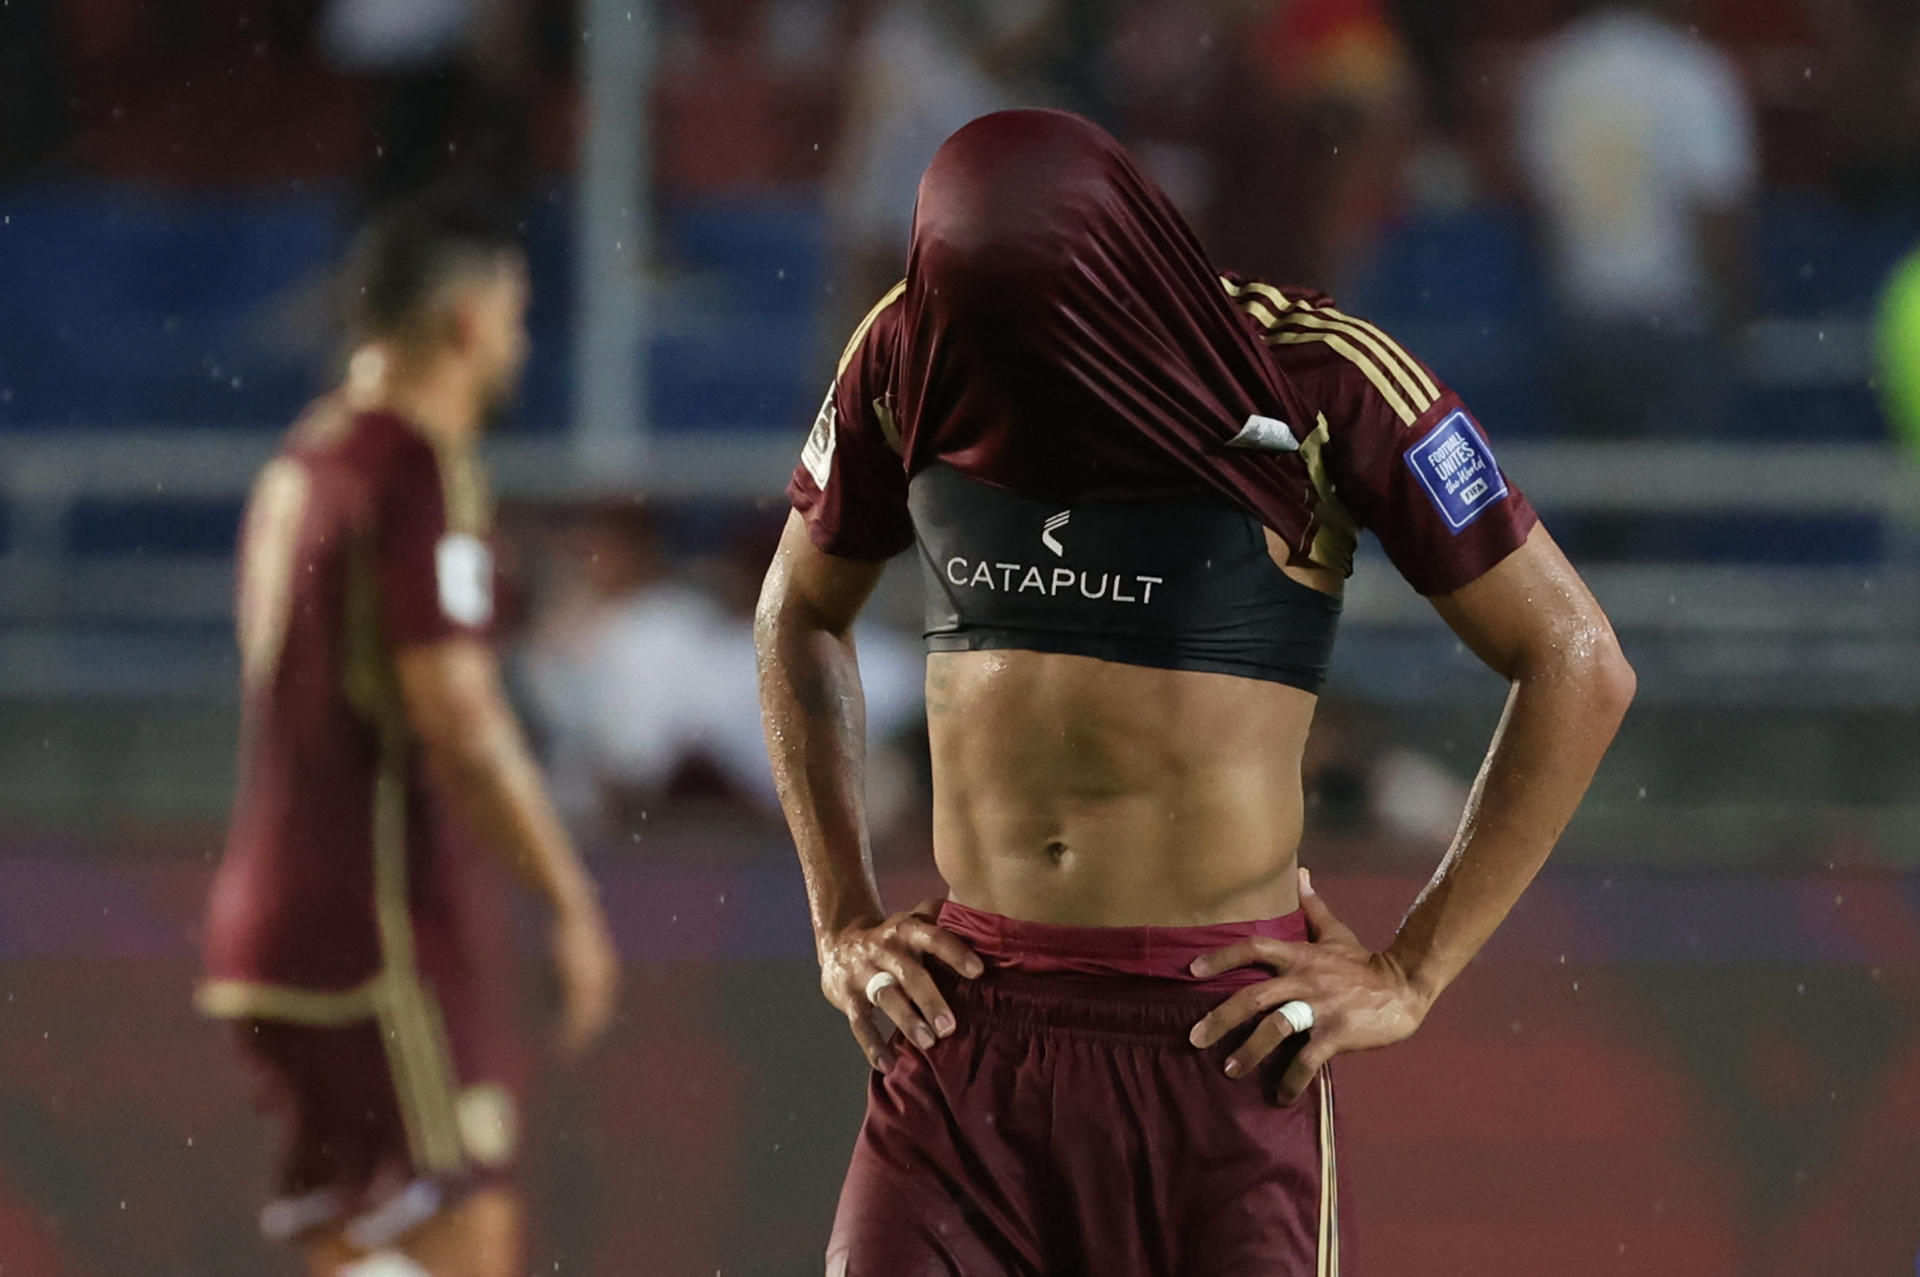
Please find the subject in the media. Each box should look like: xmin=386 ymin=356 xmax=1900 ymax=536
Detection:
xmin=926 ymin=648 xmax=1318 ymax=928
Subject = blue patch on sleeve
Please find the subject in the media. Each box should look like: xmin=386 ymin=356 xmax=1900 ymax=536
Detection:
xmin=1405 ymin=409 xmax=1509 ymax=533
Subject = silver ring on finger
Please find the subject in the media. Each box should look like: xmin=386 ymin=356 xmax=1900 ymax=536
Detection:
xmin=1276 ymin=1000 xmax=1315 ymax=1034
xmin=864 ymin=970 xmax=901 ymax=1005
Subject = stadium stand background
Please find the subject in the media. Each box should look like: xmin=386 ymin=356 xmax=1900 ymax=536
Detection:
xmin=2 ymin=0 xmax=1919 ymax=1272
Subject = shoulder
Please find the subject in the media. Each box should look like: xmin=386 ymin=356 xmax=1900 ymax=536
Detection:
xmin=331 ymin=410 xmax=493 ymax=533
xmin=264 ymin=400 xmax=400 ymax=516
xmin=837 ymin=281 xmax=906 ymax=382
xmin=1221 ymin=274 xmax=1445 ymax=428
xmin=304 ymin=406 xmax=429 ymax=489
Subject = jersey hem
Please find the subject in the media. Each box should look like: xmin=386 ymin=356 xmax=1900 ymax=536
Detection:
xmin=195 ymin=977 xmax=383 ymax=1025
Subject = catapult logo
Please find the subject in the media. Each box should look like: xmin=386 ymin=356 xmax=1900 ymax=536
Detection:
xmin=944 ymin=506 xmax=1165 ymax=604
xmin=1041 ymin=510 xmax=1070 ymax=556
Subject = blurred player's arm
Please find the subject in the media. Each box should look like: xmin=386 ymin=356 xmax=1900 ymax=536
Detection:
xmin=396 ymin=636 xmax=617 ymax=1055
xmin=372 ymin=432 xmax=617 ymax=1055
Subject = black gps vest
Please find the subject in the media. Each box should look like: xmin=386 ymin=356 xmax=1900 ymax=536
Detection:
xmin=910 ymin=465 xmax=1340 ymax=693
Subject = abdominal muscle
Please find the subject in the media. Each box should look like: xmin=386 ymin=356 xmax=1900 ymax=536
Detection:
xmin=925 ymin=648 xmax=1318 ymax=928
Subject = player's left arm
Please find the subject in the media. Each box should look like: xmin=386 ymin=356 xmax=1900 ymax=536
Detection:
xmin=1189 ymin=313 xmax=1634 ymax=1100
xmin=376 ymin=437 xmax=618 ymax=1056
xmin=1192 ymin=529 xmax=1634 ymax=1099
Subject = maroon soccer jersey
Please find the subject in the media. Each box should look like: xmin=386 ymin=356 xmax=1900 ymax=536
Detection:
xmin=789 ymin=110 xmax=1536 ymax=601
xmin=202 ymin=400 xmax=497 ymax=1004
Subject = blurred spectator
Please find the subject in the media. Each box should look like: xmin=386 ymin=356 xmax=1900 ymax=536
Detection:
xmin=520 ymin=504 xmax=924 ymax=840
xmin=1219 ymin=0 xmax=1419 ymax=287
xmin=1302 ymin=707 xmax=1470 ymax=852
xmin=1807 ymin=0 xmax=1920 ymax=213
xmin=655 ymin=0 xmax=842 ymax=195
xmin=63 ymin=0 xmax=360 ymax=184
xmin=1515 ymin=0 xmax=1757 ymax=437
xmin=1108 ymin=0 xmax=1417 ymax=289
xmin=0 ymin=0 xmax=70 ymax=177
xmin=1104 ymin=0 xmax=1234 ymax=222
xmin=1382 ymin=0 xmax=1466 ymax=138
xmin=825 ymin=0 xmax=1065 ymax=330
xmin=321 ymin=0 xmax=534 ymax=221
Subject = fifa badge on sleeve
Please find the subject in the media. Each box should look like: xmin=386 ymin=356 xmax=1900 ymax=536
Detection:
xmin=1405 ymin=409 xmax=1509 ymax=533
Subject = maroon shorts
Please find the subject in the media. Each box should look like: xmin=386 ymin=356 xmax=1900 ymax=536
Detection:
xmin=230 ymin=973 xmax=519 ymax=1250
xmin=828 ymin=902 xmax=1349 ymax=1277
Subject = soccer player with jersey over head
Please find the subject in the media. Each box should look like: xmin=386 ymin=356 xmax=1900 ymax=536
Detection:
xmin=757 ymin=110 xmax=1637 ymax=1275
xmin=199 ymin=194 xmax=619 ymax=1277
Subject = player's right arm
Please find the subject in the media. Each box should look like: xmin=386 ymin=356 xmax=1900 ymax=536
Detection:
xmin=756 ymin=294 xmax=982 ymax=1074
xmin=374 ymin=437 xmax=617 ymax=1057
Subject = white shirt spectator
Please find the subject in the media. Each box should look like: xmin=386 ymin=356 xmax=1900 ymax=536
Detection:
xmin=830 ymin=0 xmax=1055 ymax=257
xmin=320 ymin=0 xmax=477 ymax=71
xmin=1516 ymin=8 xmax=1757 ymax=326
xmin=524 ymin=579 xmax=923 ymax=825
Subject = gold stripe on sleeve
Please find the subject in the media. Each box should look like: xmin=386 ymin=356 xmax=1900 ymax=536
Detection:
xmin=872 ymin=395 xmax=903 ymax=456
xmin=1264 ymin=329 xmax=1419 ymax=426
xmin=1222 ymin=275 xmax=1438 ymax=421
xmin=1311 ymin=304 xmax=1440 ymax=404
xmin=836 ymin=281 xmax=907 ymax=380
xmin=1236 ymin=297 xmax=1285 ymax=331
xmin=1298 ymin=414 xmax=1359 ymax=576
xmin=1219 ymin=274 xmax=1276 ymax=307
xmin=1267 ymin=312 xmax=1436 ymax=416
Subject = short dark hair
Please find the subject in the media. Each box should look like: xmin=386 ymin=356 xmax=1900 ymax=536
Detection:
xmin=346 ymin=190 xmax=523 ymax=339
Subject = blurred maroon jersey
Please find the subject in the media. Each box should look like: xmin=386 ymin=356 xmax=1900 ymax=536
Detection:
xmin=198 ymin=400 xmax=512 ymax=1203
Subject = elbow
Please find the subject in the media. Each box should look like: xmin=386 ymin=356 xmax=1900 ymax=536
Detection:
xmin=753 ymin=568 xmax=841 ymax=665
xmin=752 ymin=579 xmax=788 ymax=668
xmin=1517 ymin=625 xmax=1636 ymax=725
xmin=1571 ymin=630 xmax=1637 ymax=727
xmin=412 ymin=707 xmax=505 ymax=785
xmin=1593 ymin=644 xmax=1637 ymax=724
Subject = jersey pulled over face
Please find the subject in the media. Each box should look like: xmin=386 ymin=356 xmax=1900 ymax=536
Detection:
xmin=789 ymin=110 xmax=1538 ymax=682
xmin=205 ymin=402 xmax=498 ymax=998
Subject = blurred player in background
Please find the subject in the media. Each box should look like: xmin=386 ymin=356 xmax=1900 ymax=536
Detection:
xmin=758 ymin=110 xmax=1635 ymax=1274
xmin=197 ymin=194 xmax=619 ymax=1277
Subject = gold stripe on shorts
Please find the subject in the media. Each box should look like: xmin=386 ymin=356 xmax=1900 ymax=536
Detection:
xmin=1318 ymin=1071 xmax=1341 ymax=1277
xmin=374 ymin=973 xmax=466 ymax=1175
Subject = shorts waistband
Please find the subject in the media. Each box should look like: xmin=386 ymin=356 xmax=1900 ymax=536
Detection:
xmin=939 ymin=965 xmax=1262 ymax=1042
xmin=936 ymin=899 xmax=1305 ymax=986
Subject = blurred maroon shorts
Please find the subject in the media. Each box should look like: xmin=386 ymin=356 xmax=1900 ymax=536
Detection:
xmin=231 ymin=977 xmax=519 ymax=1250
xmin=827 ymin=901 xmax=1350 ymax=1277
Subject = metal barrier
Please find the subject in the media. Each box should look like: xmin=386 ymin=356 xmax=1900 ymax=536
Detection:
xmin=0 ymin=430 xmax=1915 ymax=700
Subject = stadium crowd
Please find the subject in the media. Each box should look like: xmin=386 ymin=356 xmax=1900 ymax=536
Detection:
xmin=4 ymin=0 xmax=1917 ymax=841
